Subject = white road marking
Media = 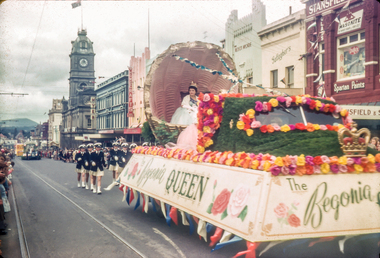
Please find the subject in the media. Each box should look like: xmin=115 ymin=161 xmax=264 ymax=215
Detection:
xmin=152 ymin=227 xmax=186 ymax=258
xmin=18 ymin=160 xmax=146 ymax=258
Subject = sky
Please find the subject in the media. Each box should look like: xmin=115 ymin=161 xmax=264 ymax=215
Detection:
xmin=0 ymin=0 xmax=305 ymax=124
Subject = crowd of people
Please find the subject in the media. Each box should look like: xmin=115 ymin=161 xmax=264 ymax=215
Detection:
xmin=0 ymin=147 xmax=14 ymax=257
xmin=369 ymin=137 xmax=380 ymax=151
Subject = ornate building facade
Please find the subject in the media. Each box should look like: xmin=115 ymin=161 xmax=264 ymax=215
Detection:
xmin=48 ymin=99 xmax=63 ymax=147
xmin=61 ymin=29 xmax=97 ymax=148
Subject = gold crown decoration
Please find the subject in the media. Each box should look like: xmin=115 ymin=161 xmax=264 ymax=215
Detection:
xmin=338 ymin=122 xmax=370 ymax=157
xmin=190 ymin=81 xmax=198 ymax=88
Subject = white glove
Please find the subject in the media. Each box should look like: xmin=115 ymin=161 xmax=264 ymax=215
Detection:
xmin=122 ymin=158 xmax=126 ymax=162
xmin=78 ymin=158 xmax=82 ymax=161
xmin=115 ymin=156 xmax=119 ymax=161
xmin=91 ymin=161 xmax=96 ymax=166
xmin=85 ymin=161 xmax=89 ymax=167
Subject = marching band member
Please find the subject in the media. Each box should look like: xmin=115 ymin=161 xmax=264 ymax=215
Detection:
xmin=109 ymin=142 xmax=120 ymax=184
xmin=117 ymin=143 xmax=133 ymax=183
xmin=74 ymin=145 xmax=86 ymax=188
xmin=90 ymin=143 xmax=105 ymax=194
xmin=85 ymin=143 xmax=94 ymax=190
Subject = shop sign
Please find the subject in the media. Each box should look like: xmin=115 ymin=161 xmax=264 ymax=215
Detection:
xmin=127 ymin=68 xmax=134 ymax=118
xmin=98 ymin=130 xmax=114 ymax=134
xmin=123 ymin=128 xmax=142 ymax=134
xmin=337 ymin=10 xmax=363 ymax=35
xmin=341 ymin=105 xmax=380 ymax=120
xmin=120 ymin=154 xmax=380 ymax=242
xmin=307 ymin=0 xmax=348 ymax=16
xmin=83 ymin=134 xmax=91 ymax=141
xmin=334 ymin=81 xmax=365 ymax=93
xmin=272 ymin=47 xmax=291 ymax=64
xmin=235 ymin=42 xmax=252 ymax=53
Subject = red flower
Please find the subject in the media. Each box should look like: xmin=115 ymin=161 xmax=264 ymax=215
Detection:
xmin=236 ymin=93 xmax=243 ymax=98
xmin=358 ymin=137 xmax=365 ymax=144
xmin=209 ymin=93 xmax=214 ymax=99
xmin=313 ymin=156 xmax=323 ymax=165
xmin=287 ymin=214 xmax=301 ymax=227
xmin=291 ymin=96 xmax=296 ymax=103
xmin=260 ymin=125 xmax=268 ymax=133
xmin=295 ymin=123 xmax=306 ymax=130
xmin=242 ymin=115 xmax=251 ymax=124
xmin=305 ymin=164 xmax=314 ymax=175
xmin=329 ymin=104 xmax=336 ymax=113
xmin=198 ymin=93 xmax=204 ymax=101
xmin=244 ymin=123 xmax=251 ymax=131
xmin=266 ymin=102 xmax=272 ymax=112
xmin=326 ymin=124 xmax=334 ymax=131
xmin=211 ymin=189 xmax=231 ymax=215
xmin=309 ymin=100 xmax=316 ymax=110
xmin=347 ymin=165 xmax=355 ymax=173
xmin=343 ymin=137 xmax=353 ymax=145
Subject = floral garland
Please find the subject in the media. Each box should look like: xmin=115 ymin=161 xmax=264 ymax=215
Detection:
xmin=196 ymin=93 xmax=351 ymax=151
xmin=133 ymin=146 xmax=380 ymax=176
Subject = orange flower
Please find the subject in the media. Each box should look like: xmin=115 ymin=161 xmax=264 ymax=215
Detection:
xmin=267 ymin=124 xmax=275 ymax=133
xmin=329 ymin=156 xmax=339 ymax=165
xmin=296 ymin=166 xmax=306 ymax=176
xmin=282 ymin=155 xmax=291 ymax=167
xmin=306 ymin=123 xmax=315 ymax=132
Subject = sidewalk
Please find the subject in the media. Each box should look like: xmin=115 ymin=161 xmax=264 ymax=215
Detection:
xmin=1 ymin=184 xmax=22 ymax=258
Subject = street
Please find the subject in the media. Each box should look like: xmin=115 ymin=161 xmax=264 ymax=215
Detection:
xmin=4 ymin=157 xmax=379 ymax=258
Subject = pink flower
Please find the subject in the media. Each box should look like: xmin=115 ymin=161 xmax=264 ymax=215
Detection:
xmin=243 ymin=94 xmax=250 ymax=97
xmin=255 ymin=101 xmax=263 ymax=112
xmin=330 ymin=164 xmax=339 ymax=173
xmin=228 ymin=184 xmax=250 ymax=218
xmin=258 ymin=161 xmax=265 ymax=170
xmin=289 ymin=124 xmax=296 ymax=130
xmin=314 ymin=165 xmax=321 ymax=174
xmin=262 ymin=102 xmax=268 ymax=112
xmin=289 ymin=155 xmax=298 ymax=165
xmin=319 ymin=125 xmax=327 ymax=130
xmin=274 ymin=203 xmax=289 ymax=218
xmin=211 ymin=189 xmax=231 ymax=215
xmin=321 ymin=155 xmax=330 ymax=164
xmin=285 ymin=97 xmax=292 ymax=107
xmin=339 ymin=165 xmax=348 ymax=173
xmin=330 ymin=97 xmax=336 ymax=102
xmin=270 ymin=165 xmax=281 ymax=176
xmin=346 ymin=116 xmax=353 ymax=123
xmin=288 ymin=214 xmax=301 ymax=227
xmin=320 ymin=103 xmax=325 ymax=111
xmin=289 ymin=164 xmax=297 ymax=175
xmin=203 ymin=94 xmax=211 ymax=102
xmin=272 ymin=124 xmax=281 ymax=131
xmin=251 ymin=121 xmax=262 ymax=128
xmin=302 ymin=97 xmax=307 ymax=105
xmin=293 ymin=200 xmax=300 ymax=206
xmin=277 ymin=96 xmax=286 ymax=103
xmin=334 ymin=105 xmax=342 ymax=113
xmin=239 ymin=113 xmax=245 ymax=121
xmin=305 ymin=155 xmax=314 ymax=165
xmin=281 ymin=166 xmax=289 ymax=175
xmin=346 ymin=158 xmax=354 ymax=166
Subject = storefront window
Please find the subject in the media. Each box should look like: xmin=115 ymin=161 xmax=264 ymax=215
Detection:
xmin=337 ymin=31 xmax=365 ymax=80
xmin=286 ymin=66 xmax=294 ymax=87
xmin=319 ymin=43 xmax=325 ymax=81
xmin=271 ymin=70 xmax=278 ymax=88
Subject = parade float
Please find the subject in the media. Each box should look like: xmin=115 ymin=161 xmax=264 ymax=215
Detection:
xmin=116 ymin=42 xmax=380 ymax=257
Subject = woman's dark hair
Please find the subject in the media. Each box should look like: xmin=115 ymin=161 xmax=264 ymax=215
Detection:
xmin=188 ymin=86 xmax=197 ymax=93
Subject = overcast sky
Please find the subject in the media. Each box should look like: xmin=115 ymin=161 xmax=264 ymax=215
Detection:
xmin=0 ymin=0 xmax=304 ymax=124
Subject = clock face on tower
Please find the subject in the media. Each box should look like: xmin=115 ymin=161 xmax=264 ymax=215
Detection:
xmin=79 ymin=58 xmax=88 ymax=67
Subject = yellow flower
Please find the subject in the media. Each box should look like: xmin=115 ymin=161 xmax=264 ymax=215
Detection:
xmin=263 ymin=161 xmax=271 ymax=171
xmin=340 ymin=109 xmax=348 ymax=117
xmin=354 ymin=164 xmax=363 ymax=173
xmin=297 ymin=154 xmax=305 ymax=166
xmin=222 ymin=102 xmax=225 ymax=108
xmin=304 ymin=94 xmax=311 ymax=98
xmin=268 ymin=98 xmax=279 ymax=107
xmin=225 ymin=158 xmax=234 ymax=166
xmin=313 ymin=124 xmax=320 ymax=130
xmin=197 ymin=145 xmax=205 ymax=153
xmin=207 ymin=109 xmax=214 ymax=115
xmin=295 ymin=96 xmax=302 ymax=105
xmin=321 ymin=163 xmax=330 ymax=174
xmin=281 ymin=124 xmax=290 ymax=132
xmin=214 ymin=116 xmax=219 ymax=123
xmin=315 ymin=100 xmax=322 ymax=111
xmin=246 ymin=129 xmax=254 ymax=136
xmin=337 ymin=124 xmax=344 ymax=130
xmin=368 ymin=154 xmax=375 ymax=164
xmin=338 ymin=156 xmax=347 ymax=165
xmin=251 ymin=160 xmax=259 ymax=170
xmin=214 ymin=95 xmax=220 ymax=103
xmin=274 ymin=157 xmax=284 ymax=166
xmin=246 ymin=109 xmax=255 ymax=119
xmin=203 ymin=126 xmax=211 ymax=133
xmin=236 ymin=121 xmax=245 ymax=130
xmin=204 ymin=139 xmax=214 ymax=148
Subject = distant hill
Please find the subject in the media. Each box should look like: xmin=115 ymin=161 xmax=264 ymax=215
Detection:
xmin=0 ymin=118 xmax=38 ymax=129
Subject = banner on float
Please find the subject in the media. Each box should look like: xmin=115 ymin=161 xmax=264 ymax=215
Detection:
xmin=120 ymin=154 xmax=380 ymax=242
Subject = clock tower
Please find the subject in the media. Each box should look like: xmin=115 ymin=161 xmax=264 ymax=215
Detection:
xmin=68 ymin=29 xmax=96 ymax=108
xmin=61 ymin=29 xmax=96 ymax=148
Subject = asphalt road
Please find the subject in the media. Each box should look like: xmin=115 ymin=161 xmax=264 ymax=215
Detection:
xmin=7 ymin=157 xmax=380 ymax=258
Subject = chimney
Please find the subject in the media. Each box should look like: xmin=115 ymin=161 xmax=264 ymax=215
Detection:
xmin=289 ymin=6 xmax=292 ymax=15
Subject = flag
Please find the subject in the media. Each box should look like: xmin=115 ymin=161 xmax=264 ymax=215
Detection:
xmin=280 ymin=77 xmax=286 ymax=85
xmin=307 ymin=21 xmax=316 ymax=31
xmin=341 ymin=0 xmax=350 ymax=10
xmin=72 ymin=0 xmax=81 ymax=9
xmin=334 ymin=14 xmax=340 ymax=23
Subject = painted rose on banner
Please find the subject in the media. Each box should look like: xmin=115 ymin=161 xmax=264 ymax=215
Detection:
xmin=274 ymin=201 xmax=301 ymax=227
xmin=127 ymin=162 xmax=139 ymax=180
xmin=206 ymin=181 xmax=249 ymax=222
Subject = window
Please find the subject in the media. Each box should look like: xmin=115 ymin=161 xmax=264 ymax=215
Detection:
xmin=254 ymin=106 xmax=303 ymax=126
xmin=87 ymin=117 xmax=91 ymax=128
xmin=337 ymin=31 xmax=365 ymax=80
xmin=248 ymin=77 xmax=253 ymax=85
xmin=271 ymin=70 xmax=278 ymax=88
xmin=319 ymin=43 xmax=325 ymax=82
xmin=286 ymin=66 xmax=294 ymax=87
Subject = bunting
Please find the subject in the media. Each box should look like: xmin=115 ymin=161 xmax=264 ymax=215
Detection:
xmin=212 ymin=236 xmax=243 ymax=252
xmin=185 ymin=213 xmax=195 ymax=235
xmin=197 ymin=219 xmax=207 ymax=242
xmin=134 ymin=191 xmax=140 ymax=210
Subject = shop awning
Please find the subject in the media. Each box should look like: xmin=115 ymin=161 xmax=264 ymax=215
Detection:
xmin=341 ymin=104 xmax=380 ymax=120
